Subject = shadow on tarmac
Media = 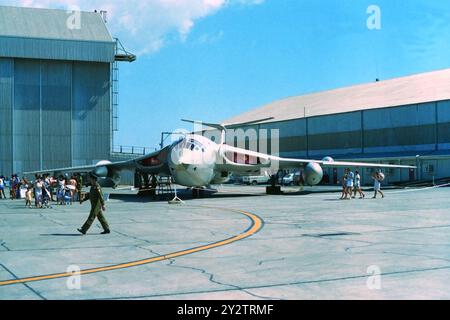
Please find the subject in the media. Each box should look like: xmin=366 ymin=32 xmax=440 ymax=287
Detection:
xmin=108 ymin=186 xmax=394 ymax=203
xmin=40 ymin=234 xmax=84 ymax=237
xmin=109 ymin=189 xmax=264 ymax=203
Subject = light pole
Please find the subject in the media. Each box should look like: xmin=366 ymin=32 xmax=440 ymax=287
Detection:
xmin=160 ymin=131 xmax=189 ymax=149
xmin=415 ymin=155 xmax=421 ymax=181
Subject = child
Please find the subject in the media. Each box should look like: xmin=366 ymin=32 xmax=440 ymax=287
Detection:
xmin=64 ymin=187 xmax=72 ymax=206
xmin=57 ymin=177 xmax=66 ymax=205
xmin=25 ymin=186 xmax=33 ymax=208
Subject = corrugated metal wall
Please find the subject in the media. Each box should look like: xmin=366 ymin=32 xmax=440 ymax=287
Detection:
xmin=229 ymin=101 xmax=450 ymax=183
xmin=0 ymin=38 xmax=115 ymax=63
xmin=265 ymin=102 xmax=445 ymax=159
xmin=308 ymin=112 xmax=362 ymax=156
xmin=437 ymin=100 xmax=450 ymax=150
xmin=13 ymin=59 xmax=41 ymax=173
xmin=41 ymin=60 xmax=72 ymax=169
xmin=363 ymin=103 xmax=437 ymax=154
xmin=0 ymin=6 xmax=115 ymax=63
xmin=72 ymin=62 xmax=111 ymax=166
xmin=0 ymin=58 xmax=111 ymax=175
xmin=261 ymin=119 xmax=307 ymax=158
xmin=0 ymin=58 xmax=13 ymax=176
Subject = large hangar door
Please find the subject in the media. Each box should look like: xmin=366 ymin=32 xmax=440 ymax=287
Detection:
xmin=0 ymin=58 xmax=13 ymax=175
xmin=41 ymin=61 xmax=72 ymax=170
xmin=13 ymin=59 xmax=41 ymax=173
xmin=72 ymin=62 xmax=111 ymax=166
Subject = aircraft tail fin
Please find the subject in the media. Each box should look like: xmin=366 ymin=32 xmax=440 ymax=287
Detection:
xmin=181 ymin=117 xmax=274 ymax=144
xmin=222 ymin=117 xmax=275 ymax=128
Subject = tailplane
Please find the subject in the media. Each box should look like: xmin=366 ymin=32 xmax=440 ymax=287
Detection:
xmin=181 ymin=117 xmax=274 ymax=144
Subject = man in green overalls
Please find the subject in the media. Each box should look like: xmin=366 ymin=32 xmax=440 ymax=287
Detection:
xmin=77 ymin=172 xmax=110 ymax=235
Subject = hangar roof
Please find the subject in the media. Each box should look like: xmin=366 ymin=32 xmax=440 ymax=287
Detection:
xmin=0 ymin=5 xmax=115 ymax=63
xmin=224 ymin=68 xmax=450 ymax=125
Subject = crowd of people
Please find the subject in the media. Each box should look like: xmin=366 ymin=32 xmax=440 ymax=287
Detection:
xmin=1 ymin=172 xmax=109 ymax=236
xmin=1 ymin=169 xmax=387 ymax=207
xmin=340 ymin=168 xmax=385 ymax=200
xmin=0 ymin=174 xmax=84 ymax=209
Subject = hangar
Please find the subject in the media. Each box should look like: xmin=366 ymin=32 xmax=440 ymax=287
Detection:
xmin=224 ymin=69 xmax=450 ymax=185
xmin=0 ymin=5 xmax=134 ymax=176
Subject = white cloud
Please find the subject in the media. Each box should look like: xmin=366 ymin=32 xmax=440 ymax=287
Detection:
xmin=1 ymin=0 xmax=264 ymax=55
xmin=196 ymin=30 xmax=224 ymax=45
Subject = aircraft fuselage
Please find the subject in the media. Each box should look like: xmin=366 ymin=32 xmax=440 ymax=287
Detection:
xmin=167 ymin=135 xmax=221 ymax=187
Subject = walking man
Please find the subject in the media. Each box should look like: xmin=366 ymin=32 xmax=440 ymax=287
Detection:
xmin=77 ymin=172 xmax=110 ymax=235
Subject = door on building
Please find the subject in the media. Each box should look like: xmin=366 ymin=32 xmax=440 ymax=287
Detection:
xmin=333 ymin=168 xmax=338 ymax=185
xmin=409 ymin=168 xmax=415 ymax=181
xmin=422 ymin=160 xmax=437 ymax=181
xmin=322 ymin=169 xmax=330 ymax=185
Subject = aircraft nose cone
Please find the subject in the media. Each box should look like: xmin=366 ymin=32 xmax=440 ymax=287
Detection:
xmin=177 ymin=154 xmax=198 ymax=166
xmin=175 ymin=163 xmax=190 ymax=171
xmin=175 ymin=160 xmax=201 ymax=173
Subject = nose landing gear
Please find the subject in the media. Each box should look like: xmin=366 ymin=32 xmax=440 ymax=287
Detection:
xmin=168 ymin=184 xmax=184 ymax=204
xmin=266 ymin=173 xmax=282 ymax=195
xmin=192 ymin=187 xmax=205 ymax=198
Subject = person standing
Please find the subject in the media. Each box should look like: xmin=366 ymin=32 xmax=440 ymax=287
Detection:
xmin=52 ymin=176 xmax=58 ymax=201
xmin=0 ymin=176 xmax=5 ymax=199
xmin=354 ymin=170 xmax=365 ymax=199
xmin=57 ymin=176 xmax=66 ymax=205
xmin=345 ymin=169 xmax=355 ymax=200
xmin=42 ymin=180 xmax=51 ymax=208
xmin=75 ymin=174 xmax=83 ymax=202
xmin=77 ymin=173 xmax=110 ymax=235
xmin=340 ymin=170 xmax=348 ymax=200
xmin=10 ymin=175 xmax=17 ymax=200
xmin=25 ymin=185 xmax=33 ymax=208
xmin=68 ymin=176 xmax=77 ymax=204
xmin=43 ymin=174 xmax=53 ymax=202
xmin=372 ymin=172 xmax=385 ymax=199
xmin=34 ymin=177 xmax=43 ymax=208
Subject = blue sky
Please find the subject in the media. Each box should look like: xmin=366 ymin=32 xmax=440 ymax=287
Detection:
xmin=3 ymin=0 xmax=450 ymax=150
xmin=116 ymin=0 xmax=450 ymax=149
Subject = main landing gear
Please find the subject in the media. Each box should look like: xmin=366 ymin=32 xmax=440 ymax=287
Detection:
xmin=191 ymin=187 xmax=206 ymax=198
xmin=266 ymin=174 xmax=282 ymax=195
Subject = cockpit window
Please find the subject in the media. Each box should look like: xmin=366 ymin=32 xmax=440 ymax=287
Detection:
xmin=185 ymin=139 xmax=205 ymax=152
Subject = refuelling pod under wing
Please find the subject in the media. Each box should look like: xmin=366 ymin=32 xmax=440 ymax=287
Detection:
xmin=303 ymin=162 xmax=324 ymax=186
xmin=93 ymin=161 xmax=121 ymax=188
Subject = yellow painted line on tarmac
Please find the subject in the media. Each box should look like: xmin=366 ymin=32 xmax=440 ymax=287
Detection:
xmin=0 ymin=206 xmax=263 ymax=287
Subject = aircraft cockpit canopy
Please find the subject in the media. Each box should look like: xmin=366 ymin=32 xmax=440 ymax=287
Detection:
xmin=175 ymin=138 xmax=206 ymax=153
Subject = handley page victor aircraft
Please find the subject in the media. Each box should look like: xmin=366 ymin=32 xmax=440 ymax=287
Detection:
xmin=25 ymin=119 xmax=415 ymax=189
